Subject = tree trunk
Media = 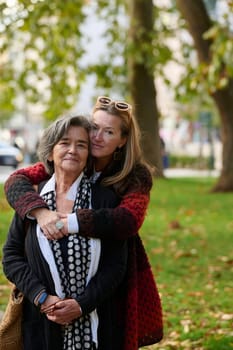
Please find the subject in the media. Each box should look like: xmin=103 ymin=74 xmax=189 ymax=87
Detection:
xmin=127 ymin=0 xmax=163 ymax=176
xmin=177 ymin=0 xmax=233 ymax=191
xmin=211 ymin=86 xmax=233 ymax=191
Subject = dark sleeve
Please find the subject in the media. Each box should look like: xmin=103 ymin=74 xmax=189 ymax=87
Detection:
xmin=77 ymin=165 xmax=153 ymax=240
xmin=77 ymin=239 xmax=127 ymax=315
xmin=2 ymin=215 xmax=46 ymax=304
xmin=4 ymin=162 xmax=50 ymax=219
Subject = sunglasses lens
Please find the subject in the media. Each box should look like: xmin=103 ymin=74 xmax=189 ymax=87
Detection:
xmin=115 ymin=102 xmax=130 ymax=111
xmin=96 ymin=96 xmax=131 ymax=113
xmin=98 ymin=97 xmax=112 ymax=105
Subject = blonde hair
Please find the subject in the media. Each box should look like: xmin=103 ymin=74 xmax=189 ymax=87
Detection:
xmin=92 ymin=102 xmax=149 ymax=188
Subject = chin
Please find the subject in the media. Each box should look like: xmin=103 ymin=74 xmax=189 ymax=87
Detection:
xmin=92 ymin=150 xmax=103 ymax=157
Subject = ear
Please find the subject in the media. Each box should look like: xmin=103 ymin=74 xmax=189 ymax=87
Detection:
xmin=118 ymin=137 xmax=127 ymax=149
xmin=48 ymin=153 xmax=53 ymax=161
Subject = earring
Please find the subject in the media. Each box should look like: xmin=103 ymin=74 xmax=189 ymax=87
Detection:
xmin=113 ymin=147 xmax=122 ymax=161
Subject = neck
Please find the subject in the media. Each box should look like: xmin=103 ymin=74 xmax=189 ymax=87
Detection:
xmin=94 ymin=157 xmax=112 ymax=172
xmin=55 ymin=171 xmax=82 ymax=194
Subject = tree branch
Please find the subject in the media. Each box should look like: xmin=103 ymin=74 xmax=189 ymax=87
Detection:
xmin=176 ymin=0 xmax=212 ymax=62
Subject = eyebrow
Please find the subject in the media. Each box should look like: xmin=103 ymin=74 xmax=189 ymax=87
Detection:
xmin=93 ymin=123 xmax=116 ymax=131
xmin=61 ymin=136 xmax=89 ymax=145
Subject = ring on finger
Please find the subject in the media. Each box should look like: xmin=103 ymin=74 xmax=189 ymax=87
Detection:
xmin=55 ymin=221 xmax=64 ymax=230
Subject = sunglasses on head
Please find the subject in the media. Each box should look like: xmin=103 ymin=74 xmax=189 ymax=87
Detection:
xmin=96 ymin=96 xmax=132 ymax=112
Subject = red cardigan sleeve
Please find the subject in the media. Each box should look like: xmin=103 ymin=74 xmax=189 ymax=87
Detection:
xmin=77 ymin=190 xmax=150 ymax=240
xmin=77 ymin=164 xmax=153 ymax=240
xmin=4 ymin=163 xmax=153 ymax=240
xmin=4 ymin=162 xmax=50 ymax=218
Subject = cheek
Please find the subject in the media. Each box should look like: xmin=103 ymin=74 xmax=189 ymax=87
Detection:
xmin=90 ymin=133 xmax=96 ymax=143
xmin=104 ymin=141 xmax=118 ymax=155
xmin=81 ymin=150 xmax=89 ymax=161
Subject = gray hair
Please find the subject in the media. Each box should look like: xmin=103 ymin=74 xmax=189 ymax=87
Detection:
xmin=37 ymin=114 xmax=92 ymax=175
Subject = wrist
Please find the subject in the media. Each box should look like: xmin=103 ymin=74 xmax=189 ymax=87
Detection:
xmin=79 ymin=305 xmax=82 ymax=316
xmin=76 ymin=301 xmax=82 ymax=316
xmin=29 ymin=207 xmax=49 ymax=220
xmin=38 ymin=292 xmax=48 ymax=305
xmin=35 ymin=291 xmax=48 ymax=307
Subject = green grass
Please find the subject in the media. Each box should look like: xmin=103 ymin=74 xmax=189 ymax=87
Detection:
xmin=0 ymin=184 xmax=15 ymax=308
xmin=141 ymin=177 xmax=233 ymax=349
xmin=0 ymin=178 xmax=233 ymax=349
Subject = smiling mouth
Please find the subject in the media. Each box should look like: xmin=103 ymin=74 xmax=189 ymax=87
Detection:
xmin=92 ymin=143 xmax=103 ymax=149
xmin=64 ymin=157 xmax=77 ymax=161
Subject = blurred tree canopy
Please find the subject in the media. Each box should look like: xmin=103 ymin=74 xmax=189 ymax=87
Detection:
xmin=0 ymin=0 xmax=172 ymax=174
xmin=176 ymin=0 xmax=233 ymax=191
xmin=0 ymin=0 xmax=233 ymax=189
xmin=0 ymin=1 xmax=88 ymax=119
xmin=0 ymin=0 xmax=170 ymax=118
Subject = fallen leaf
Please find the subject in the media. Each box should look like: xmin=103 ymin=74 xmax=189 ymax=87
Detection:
xmin=169 ymin=220 xmax=182 ymax=229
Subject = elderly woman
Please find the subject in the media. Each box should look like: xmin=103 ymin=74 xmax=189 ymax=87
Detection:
xmin=3 ymin=115 xmax=127 ymax=350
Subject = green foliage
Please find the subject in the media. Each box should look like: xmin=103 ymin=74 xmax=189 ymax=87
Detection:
xmin=204 ymin=23 xmax=233 ymax=91
xmin=168 ymin=154 xmax=210 ymax=170
xmin=0 ymin=0 xmax=87 ymax=120
xmin=174 ymin=2 xmax=233 ymax=118
xmin=0 ymin=0 xmax=174 ymax=120
xmin=0 ymin=188 xmax=14 ymax=308
xmin=1 ymin=0 xmax=233 ymax=129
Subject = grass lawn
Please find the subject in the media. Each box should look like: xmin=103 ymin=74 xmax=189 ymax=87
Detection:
xmin=0 ymin=177 xmax=232 ymax=349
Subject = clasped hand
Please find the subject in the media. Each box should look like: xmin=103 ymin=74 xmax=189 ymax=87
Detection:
xmin=31 ymin=208 xmax=68 ymax=240
xmin=41 ymin=295 xmax=82 ymax=325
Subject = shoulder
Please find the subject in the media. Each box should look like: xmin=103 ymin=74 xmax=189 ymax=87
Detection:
xmin=125 ymin=163 xmax=153 ymax=194
xmin=133 ymin=163 xmax=153 ymax=182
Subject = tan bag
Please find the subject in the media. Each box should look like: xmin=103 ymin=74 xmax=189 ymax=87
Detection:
xmin=0 ymin=285 xmax=23 ymax=350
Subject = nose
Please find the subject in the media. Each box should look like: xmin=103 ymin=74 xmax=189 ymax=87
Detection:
xmin=92 ymin=129 xmax=103 ymax=140
xmin=68 ymin=143 xmax=77 ymax=153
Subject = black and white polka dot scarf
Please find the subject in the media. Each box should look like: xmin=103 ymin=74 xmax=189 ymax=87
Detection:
xmin=42 ymin=175 xmax=94 ymax=350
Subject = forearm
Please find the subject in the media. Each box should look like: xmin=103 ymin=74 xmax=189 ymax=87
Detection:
xmin=77 ymin=191 xmax=150 ymax=240
xmin=3 ymin=258 xmax=46 ymax=305
xmin=2 ymin=216 xmax=47 ymax=304
xmin=4 ymin=163 xmax=50 ymax=219
xmin=6 ymin=176 xmax=49 ymax=219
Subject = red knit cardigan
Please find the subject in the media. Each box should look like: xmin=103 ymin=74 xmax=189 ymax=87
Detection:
xmin=4 ymin=162 xmax=163 ymax=349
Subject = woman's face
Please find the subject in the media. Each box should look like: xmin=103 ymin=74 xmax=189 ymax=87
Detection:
xmin=90 ymin=110 xmax=127 ymax=170
xmin=50 ymin=126 xmax=89 ymax=177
